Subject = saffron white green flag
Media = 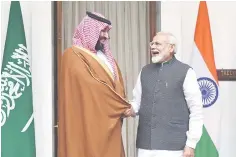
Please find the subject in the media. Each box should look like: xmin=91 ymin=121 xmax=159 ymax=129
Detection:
xmin=1 ymin=1 xmax=36 ymax=157
xmin=191 ymin=1 xmax=220 ymax=157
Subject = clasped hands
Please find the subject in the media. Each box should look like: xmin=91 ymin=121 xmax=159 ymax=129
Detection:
xmin=123 ymin=106 xmax=136 ymax=117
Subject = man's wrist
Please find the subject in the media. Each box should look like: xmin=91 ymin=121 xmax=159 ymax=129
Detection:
xmin=186 ymin=139 xmax=197 ymax=149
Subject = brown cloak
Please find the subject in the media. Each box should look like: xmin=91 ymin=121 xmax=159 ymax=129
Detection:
xmin=58 ymin=46 xmax=130 ymax=157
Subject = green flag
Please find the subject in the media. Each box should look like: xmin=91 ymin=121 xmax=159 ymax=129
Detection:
xmin=1 ymin=1 xmax=36 ymax=157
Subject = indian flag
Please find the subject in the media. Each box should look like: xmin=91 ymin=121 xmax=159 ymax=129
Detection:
xmin=191 ymin=1 xmax=220 ymax=157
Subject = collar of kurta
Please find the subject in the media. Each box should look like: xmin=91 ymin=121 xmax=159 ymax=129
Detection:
xmin=159 ymin=55 xmax=176 ymax=66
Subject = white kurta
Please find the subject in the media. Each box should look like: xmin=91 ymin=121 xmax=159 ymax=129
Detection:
xmin=130 ymin=65 xmax=203 ymax=157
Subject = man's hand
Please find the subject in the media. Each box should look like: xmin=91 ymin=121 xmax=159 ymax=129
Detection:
xmin=183 ymin=146 xmax=194 ymax=157
xmin=123 ymin=107 xmax=136 ymax=117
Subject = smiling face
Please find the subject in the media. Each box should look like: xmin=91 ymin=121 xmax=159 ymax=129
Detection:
xmin=99 ymin=27 xmax=110 ymax=43
xmin=95 ymin=27 xmax=110 ymax=52
xmin=150 ymin=33 xmax=175 ymax=63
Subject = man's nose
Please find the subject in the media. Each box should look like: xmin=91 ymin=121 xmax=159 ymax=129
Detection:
xmin=101 ymin=32 xmax=109 ymax=39
xmin=151 ymin=46 xmax=157 ymax=51
xmin=103 ymin=32 xmax=109 ymax=39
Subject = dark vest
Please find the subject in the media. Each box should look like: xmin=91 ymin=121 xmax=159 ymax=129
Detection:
xmin=136 ymin=57 xmax=191 ymax=150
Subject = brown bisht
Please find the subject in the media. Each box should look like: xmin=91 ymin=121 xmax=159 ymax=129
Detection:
xmin=58 ymin=46 xmax=130 ymax=157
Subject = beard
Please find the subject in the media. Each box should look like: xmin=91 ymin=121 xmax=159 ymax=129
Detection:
xmin=151 ymin=55 xmax=163 ymax=63
xmin=95 ymin=40 xmax=104 ymax=51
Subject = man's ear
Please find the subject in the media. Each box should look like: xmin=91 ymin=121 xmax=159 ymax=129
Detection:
xmin=170 ymin=44 xmax=175 ymax=53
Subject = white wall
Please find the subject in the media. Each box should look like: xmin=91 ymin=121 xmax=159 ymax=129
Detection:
xmin=1 ymin=2 xmax=54 ymax=157
xmin=161 ymin=1 xmax=236 ymax=157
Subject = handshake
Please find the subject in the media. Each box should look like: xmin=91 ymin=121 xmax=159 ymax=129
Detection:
xmin=123 ymin=106 xmax=136 ymax=117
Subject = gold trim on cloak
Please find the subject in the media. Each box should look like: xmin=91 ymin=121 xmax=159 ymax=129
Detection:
xmin=72 ymin=46 xmax=114 ymax=80
xmin=71 ymin=46 xmax=130 ymax=104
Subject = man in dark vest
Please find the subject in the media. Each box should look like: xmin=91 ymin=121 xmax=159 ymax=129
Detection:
xmin=124 ymin=32 xmax=203 ymax=157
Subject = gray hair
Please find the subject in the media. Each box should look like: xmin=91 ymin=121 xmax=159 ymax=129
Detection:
xmin=156 ymin=31 xmax=178 ymax=53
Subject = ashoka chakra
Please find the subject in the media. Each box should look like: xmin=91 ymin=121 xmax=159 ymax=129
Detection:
xmin=197 ymin=77 xmax=219 ymax=108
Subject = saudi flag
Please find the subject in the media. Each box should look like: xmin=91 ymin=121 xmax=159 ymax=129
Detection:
xmin=1 ymin=1 xmax=36 ymax=157
xmin=191 ymin=1 xmax=220 ymax=157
